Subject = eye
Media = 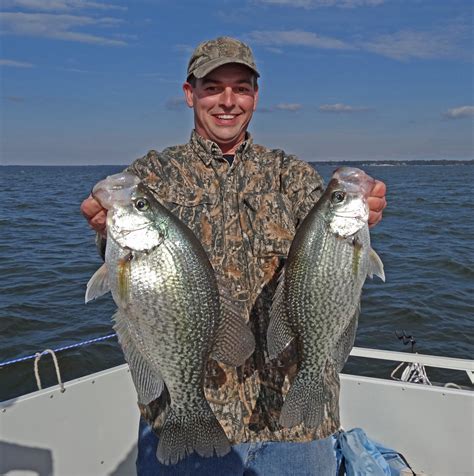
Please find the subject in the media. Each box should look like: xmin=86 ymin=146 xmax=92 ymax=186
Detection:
xmin=134 ymin=198 xmax=149 ymax=211
xmin=331 ymin=191 xmax=345 ymax=203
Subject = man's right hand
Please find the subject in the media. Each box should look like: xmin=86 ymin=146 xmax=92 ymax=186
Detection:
xmin=80 ymin=195 xmax=107 ymax=237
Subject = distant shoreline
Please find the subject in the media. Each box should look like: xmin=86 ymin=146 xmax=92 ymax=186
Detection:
xmin=310 ymin=159 xmax=474 ymax=166
xmin=1 ymin=159 xmax=473 ymax=167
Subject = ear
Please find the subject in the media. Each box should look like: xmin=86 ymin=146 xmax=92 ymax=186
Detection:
xmin=253 ymin=85 xmax=259 ymax=112
xmin=183 ymin=82 xmax=194 ymax=108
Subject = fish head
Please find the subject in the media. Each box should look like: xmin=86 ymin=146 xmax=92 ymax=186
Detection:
xmin=325 ymin=167 xmax=375 ymax=238
xmin=92 ymin=172 xmax=167 ymax=251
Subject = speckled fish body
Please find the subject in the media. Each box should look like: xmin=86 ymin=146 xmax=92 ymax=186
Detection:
xmin=267 ymin=167 xmax=385 ymax=429
xmin=85 ymin=172 xmax=254 ymax=465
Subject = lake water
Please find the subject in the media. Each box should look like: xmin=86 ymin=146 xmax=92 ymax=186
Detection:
xmin=1 ymin=163 xmax=473 ymax=401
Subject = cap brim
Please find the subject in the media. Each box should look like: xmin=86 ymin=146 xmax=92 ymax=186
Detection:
xmin=191 ymin=57 xmax=260 ymax=79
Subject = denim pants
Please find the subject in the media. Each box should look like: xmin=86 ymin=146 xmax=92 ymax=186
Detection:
xmin=136 ymin=419 xmax=338 ymax=476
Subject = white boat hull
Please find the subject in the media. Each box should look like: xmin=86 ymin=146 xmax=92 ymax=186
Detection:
xmin=1 ymin=351 xmax=473 ymax=475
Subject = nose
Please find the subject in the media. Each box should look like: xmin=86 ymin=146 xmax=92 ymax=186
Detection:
xmin=219 ymin=86 xmax=236 ymax=108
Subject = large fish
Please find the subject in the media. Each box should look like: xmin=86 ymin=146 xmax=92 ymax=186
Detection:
xmin=85 ymin=172 xmax=255 ymax=464
xmin=267 ymin=167 xmax=385 ymax=429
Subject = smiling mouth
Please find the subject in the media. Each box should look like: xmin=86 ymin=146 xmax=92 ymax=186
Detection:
xmin=214 ymin=114 xmax=239 ymax=121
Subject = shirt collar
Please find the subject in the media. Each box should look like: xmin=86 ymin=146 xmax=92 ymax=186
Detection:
xmin=190 ymin=130 xmax=253 ymax=166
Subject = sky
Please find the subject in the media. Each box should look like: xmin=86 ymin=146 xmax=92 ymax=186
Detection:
xmin=1 ymin=0 xmax=473 ymax=165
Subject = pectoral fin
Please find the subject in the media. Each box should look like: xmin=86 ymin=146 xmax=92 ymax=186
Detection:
xmin=85 ymin=263 xmax=110 ymax=303
xmin=368 ymin=248 xmax=385 ymax=282
xmin=267 ymin=269 xmax=295 ymax=360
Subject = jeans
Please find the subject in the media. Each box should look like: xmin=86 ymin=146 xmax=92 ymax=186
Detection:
xmin=136 ymin=418 xmax=338 ymax=476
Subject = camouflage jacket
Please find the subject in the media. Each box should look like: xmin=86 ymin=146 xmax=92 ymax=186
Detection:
xmin=126 ymin=130 xmax=341 ymax=444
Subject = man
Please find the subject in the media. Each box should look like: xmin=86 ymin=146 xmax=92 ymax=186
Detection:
xmin=81 ymin=37 xmax=387 ymax=475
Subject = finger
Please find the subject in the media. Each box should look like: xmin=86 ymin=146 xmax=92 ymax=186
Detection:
xmin=370 ymin=180 xmax=387 ymax=198
xmin=367 ymin=196 xmax=387 ymax=214
xmin=369 ymin=210 xmax=383 ymax=228
xmin=89 ymin=210 xmax=107 ymax=233
xmin=80 ymin=195 xmax=106 ymax=220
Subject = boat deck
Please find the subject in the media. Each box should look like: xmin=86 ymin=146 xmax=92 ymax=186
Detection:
xmin=1 ymin=347 xmax=473 ymax=475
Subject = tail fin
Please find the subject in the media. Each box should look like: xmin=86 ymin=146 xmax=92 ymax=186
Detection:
xmin=157 ymin=402 xmax=230 ymax=465
xmin=280 ymin=371 xmax=326 ymax=429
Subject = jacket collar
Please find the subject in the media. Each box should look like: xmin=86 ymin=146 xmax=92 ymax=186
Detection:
xmin=190 ymin=130 xmax=253 ymax=166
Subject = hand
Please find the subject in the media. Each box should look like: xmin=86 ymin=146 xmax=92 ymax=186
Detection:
xmin=80 ymin=195 xmax=107 ymax=237
xmin=368 ymin=180 xmax=387 ymax=228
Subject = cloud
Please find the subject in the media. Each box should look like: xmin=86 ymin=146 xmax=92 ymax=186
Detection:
xmin=0 ymin=58 xmax=34 ymax=67
xmin=264 ymin=46 xmax=284 ymax=54
xmin=256 ymin=106 xmax=273 ymax=113
xmin=4 ymin=95 xmax=26 ymax=102
xmin=60 ymin=67 xmax=93 ymax=73
xmin=175 ymin=44 xmax=194 ymax=54
xmin=140 ymin=72 xmax=181 ymax=84
xmin=254 ymin=0 xmax=385 ymax=8
xmin=275 ymin=103 xmax=303 ymax=111
xmin=361 ymin=27 xmax=469 ymax=61
xmin=247 ymin=25 xmax=469 ymax=61
xmin=165 ymin=96 xmax=187 ymax=111
xmin=247 ymin=30 xmax=353 ymax=50
xmin=256 ymin=103 xmax=303 ymax=112
xmin=443 ymin=106 xmax=474 ymax=119
xmin=0 ymin=12 xmax=126 ymax=46
xmin=319 ymin=103 xmax=370 ymax=113
xmin=1 ymin=0 xmax=127 ymax=11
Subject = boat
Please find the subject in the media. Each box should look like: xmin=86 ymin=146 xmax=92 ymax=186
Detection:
xmin=1 ymin=346 xmax=473 ymax=475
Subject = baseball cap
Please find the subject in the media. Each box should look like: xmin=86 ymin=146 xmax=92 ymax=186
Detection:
xmin=187 ymin=36 xmax=260 ymax=80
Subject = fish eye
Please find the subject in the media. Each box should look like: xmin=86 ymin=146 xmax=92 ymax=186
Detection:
xmin=134 ymin=198 xmax=149 ymax=211
xmin=331 ymin=191 xmax=345 ymax=203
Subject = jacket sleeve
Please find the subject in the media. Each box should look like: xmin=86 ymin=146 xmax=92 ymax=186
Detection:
xmin=281 ymin=154 xmax=325 ymax=227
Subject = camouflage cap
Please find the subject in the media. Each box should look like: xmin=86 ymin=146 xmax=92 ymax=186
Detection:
xmin=187 ymin=36 xmax=260 ymax=80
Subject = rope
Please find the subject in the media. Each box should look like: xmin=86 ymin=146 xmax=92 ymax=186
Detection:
xmin=391 ymin=359 xmax=432 ymax=385
xmin=34 ymin=349 xmax=65 ymax=393
xmin=0 ymin=333 xmax=116 ymax=368
xmin=401 ymin=362 xmax=432 ymax=385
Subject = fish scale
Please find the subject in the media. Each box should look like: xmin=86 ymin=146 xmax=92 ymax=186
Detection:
xmin=267 ymin=167 xmax=385 ymax=430
xmin=86 ymin=172 xmax=255 ymax=465
xmin=120 ymin=241 xmax=216 ymax=395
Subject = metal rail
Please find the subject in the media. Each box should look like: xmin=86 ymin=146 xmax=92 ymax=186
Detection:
xmin=350 ymin=346 xmax=474 ymax=384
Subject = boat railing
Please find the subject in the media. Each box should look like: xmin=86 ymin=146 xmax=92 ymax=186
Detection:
xmin=349 ymin=346 xmax=474 ymax=384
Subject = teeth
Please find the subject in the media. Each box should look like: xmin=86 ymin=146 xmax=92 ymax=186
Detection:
xmin=216 ymin=115 xmax=235 ymax=119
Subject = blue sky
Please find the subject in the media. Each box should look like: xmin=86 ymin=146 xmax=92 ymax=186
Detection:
xmin=1 ymin=0 xmax=472 ymax=165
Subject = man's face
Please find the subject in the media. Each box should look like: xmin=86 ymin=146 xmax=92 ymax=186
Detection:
xmin=183 ymin=63 xmax=259 ymax=154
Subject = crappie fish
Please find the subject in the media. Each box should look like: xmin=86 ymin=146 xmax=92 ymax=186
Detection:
xmin=85 ymin=172 xmax=255 ymax=464
xmin=267 ymin=167 xmax=385 ymax=429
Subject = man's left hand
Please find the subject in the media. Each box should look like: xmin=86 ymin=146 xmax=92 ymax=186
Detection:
xmin=368 ymin=180 xmax=387 ymax=228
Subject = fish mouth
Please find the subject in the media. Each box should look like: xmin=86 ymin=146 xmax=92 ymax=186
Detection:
xmin=332 ymin=167 xmax=375 ymax=198
xmin=334 ymin=211 xmax=367 ymax=221
xmin=109 ymin=220 xmax=153 ymax=238
xmin=92 ymin=172 xmax=141 ymax=210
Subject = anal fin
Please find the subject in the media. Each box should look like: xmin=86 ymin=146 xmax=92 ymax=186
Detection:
xmin=211 ymin=291 xmax=255 ymax=367
xmin=267 ymin=269 xmax=295 ymax=359
xmin=113 ymin=310 xmax=164 ymax=405
xmin=332 ymin=308 xmax=359 ymax=373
